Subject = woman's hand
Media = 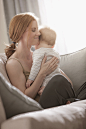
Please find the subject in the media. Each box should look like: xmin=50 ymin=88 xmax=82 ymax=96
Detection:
xmin=26 ymin=79 xmax=33 ymax=88
xmin=40 ymin=56 xmax=59 ymax=77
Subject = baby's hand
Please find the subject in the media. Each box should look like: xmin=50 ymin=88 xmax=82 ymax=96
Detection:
xmin=38 ymin=86 xmax=45 ymax=95
xmin=26 ymin=79 xmax=33 ymax=88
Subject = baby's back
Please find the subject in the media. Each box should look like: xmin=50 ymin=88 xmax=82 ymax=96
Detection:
xmin=37 ymin=48 xmax=61 ymax=87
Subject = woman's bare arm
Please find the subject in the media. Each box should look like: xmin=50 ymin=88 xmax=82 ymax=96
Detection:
xmin=6 ymin=56 xmax=58 ymax=99
xmin=25 ymin=56 xmax=58 ymax=98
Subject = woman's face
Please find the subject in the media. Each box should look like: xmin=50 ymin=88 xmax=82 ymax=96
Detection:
xmin=23 ymin=20 xmax=41 ymax=47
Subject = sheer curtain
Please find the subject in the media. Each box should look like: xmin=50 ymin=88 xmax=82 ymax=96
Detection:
xmin=38 ymin=0 xmax=86 ymax=55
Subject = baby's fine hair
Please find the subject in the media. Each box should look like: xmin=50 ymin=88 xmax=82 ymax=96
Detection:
xmin=39 ymin=27 xmax=56 ymax=46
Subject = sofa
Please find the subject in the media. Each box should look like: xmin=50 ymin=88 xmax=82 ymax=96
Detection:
xmin=0 ymin=47 xmax=86 ymax=129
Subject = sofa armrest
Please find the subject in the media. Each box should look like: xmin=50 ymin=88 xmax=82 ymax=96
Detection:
xmin=1 ymin=100 xmax=86 ymax=129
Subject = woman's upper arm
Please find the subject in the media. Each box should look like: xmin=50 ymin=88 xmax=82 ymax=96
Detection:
xmin=6 ymin=60 xmax=26 ymax=93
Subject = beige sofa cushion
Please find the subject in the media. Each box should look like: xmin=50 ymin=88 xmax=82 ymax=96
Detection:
xmin=60 ymin=47 xmax=86 ymax=91
xmin=0 ymin=97 xmax=6 ymax=128
xmin=0 ymin=73 xmax=43 ymax=119
xmin=1 ymin=100 xmax=86 ymax=129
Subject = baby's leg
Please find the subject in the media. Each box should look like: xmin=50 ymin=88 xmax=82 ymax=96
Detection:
xmin=39 ymin=75 xmax=75 ymax=109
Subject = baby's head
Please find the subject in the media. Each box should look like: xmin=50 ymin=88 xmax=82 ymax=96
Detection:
xmin=39 ymin=27 xmax=56 ymax=48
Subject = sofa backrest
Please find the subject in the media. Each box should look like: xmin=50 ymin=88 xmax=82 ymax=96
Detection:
xmin=60 ymin=47 xmax=86 ymax=91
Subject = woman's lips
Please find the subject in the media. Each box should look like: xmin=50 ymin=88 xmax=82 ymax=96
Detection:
xmin=34 ymin=37 xmax=39 ymax=39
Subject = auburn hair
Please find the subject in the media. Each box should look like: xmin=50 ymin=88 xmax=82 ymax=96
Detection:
xmin=5 ymin=12 xmax=37 ymax=59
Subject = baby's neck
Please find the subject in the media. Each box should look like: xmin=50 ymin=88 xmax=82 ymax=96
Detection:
xmin=36 ymin=41 xmax=52 ymax=49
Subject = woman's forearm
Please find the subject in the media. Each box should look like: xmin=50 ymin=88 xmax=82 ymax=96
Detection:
xmin=25 ymin=71 xmax=45 ymax=99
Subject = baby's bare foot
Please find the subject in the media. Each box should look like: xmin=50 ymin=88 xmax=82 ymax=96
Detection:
xmin=66 ymin=101 xmax=71 ymax=104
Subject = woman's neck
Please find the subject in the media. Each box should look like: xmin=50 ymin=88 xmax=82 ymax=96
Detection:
xmin=14 ymin=41 xmax=32 ymax=60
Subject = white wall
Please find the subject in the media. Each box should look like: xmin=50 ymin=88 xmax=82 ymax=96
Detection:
xmin=0 ymin=0 xmax=9 ymax=53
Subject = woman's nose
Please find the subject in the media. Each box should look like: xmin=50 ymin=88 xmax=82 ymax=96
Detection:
xmin=37 ymin=30 xmax=41 ymax=36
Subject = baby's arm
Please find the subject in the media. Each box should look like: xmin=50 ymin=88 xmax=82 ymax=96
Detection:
xmin=26 ymin=79 xmax=33 ymax=88
xmin=28 ymin=50 xmax=44 ymax=82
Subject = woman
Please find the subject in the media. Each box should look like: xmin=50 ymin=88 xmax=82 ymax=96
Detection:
xmin=5 ymin=12 xmax=75 ymax=109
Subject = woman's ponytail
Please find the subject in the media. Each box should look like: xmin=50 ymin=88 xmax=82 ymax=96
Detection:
xmin=5 ymin=43 xmax=16 ymax=59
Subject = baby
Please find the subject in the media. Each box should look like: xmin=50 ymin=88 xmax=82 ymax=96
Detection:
xmin=26 ymin=27 xmax=61 ymax=95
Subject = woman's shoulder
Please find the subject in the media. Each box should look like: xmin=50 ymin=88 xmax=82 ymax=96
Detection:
xmin=6 ymin=57 xmax=19 ymax=66
xmin=6 ymin=57 xmax=26 ymax=92
xmin=6 ymin=57 xmax=23 ymax=72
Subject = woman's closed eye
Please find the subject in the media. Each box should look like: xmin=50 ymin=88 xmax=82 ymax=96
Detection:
xmin=32 ymin=28 xmax=36 ymax=32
